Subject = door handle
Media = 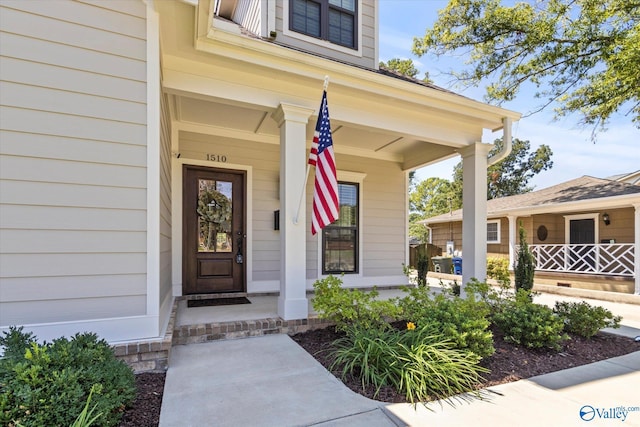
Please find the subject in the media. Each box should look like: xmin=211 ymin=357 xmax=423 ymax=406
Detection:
xmin=236 ymin=234 xmax=244 ymax=264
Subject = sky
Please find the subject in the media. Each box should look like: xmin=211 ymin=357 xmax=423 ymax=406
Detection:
xmin=378 ymin=0 xmax=639 ymax=190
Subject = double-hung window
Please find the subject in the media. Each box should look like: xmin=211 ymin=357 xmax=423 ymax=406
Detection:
xmin=487 ymin=220 xmax=501 ymax=244
xmin=290 ymin=0 xmax=357 ymax=49
xmin=322 ymin=182 xmax=358 ymax=274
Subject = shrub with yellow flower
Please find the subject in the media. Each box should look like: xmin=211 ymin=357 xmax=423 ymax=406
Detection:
xmin=406 ymin=322 xmax=416 ymax=331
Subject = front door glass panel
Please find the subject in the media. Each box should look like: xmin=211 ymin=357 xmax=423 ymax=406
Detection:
xmin=197 ymin=179 xmax=233 ymax=253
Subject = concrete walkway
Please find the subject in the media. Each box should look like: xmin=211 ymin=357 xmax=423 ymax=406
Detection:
xmin=159 ymin=295 xmax=640 ymax=427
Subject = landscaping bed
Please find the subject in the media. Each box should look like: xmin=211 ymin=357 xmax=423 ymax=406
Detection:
xmin=291 ymin=324 xmax=639 ymax=402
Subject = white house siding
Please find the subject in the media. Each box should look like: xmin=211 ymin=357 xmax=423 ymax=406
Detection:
xmin=158 ymin=90 xmax=173 ymax=329
xmin=276 ymin=0 xmax=377 ymax=69
xmin=233 ymin=0 xmax=262 ymax=36
xmin=0 ymin=1 xmax=148 ymax=333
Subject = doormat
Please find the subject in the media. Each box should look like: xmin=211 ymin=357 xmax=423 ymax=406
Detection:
xmin=187 ymin=297 xmax=251 ymax=308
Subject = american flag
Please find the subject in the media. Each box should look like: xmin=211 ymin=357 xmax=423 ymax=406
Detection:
xmin=309 ymin=90 xmax=339 ymax=235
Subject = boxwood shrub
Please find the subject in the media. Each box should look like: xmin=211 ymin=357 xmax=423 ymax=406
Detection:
xmin=0 ymin=327 xmax=136 ymax=427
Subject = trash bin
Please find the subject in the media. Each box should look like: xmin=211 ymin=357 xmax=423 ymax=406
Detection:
xmin=452 ymin=257 xmax=462 ymax=275
xmin=432 ymin=256 xmax=452 ymax=274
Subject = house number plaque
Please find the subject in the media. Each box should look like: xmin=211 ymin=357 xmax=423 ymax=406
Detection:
xmin=206 ymin=154 xmax=227 ymax=162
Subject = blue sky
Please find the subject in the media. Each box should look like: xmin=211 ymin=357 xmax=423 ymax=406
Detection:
xmin=378 ymin=0 xmax=639 ymax=189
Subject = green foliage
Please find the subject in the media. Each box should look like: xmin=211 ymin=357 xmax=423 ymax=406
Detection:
xmin=514 ymin=225 xmax=536 ymax=294
xmin=410 ymin=177 xmax=458 ymax=216
xmin=70 ymin=385 xmax=104 ymax=427
xmin=493 ymin=291 xmax=567 ymax=350
xmin=465 ymin=279 xmax=515 ymax=319
xmin=553 ymin=301 xmax=622 ymax=338
xmin=379 ymin=58 xmax=432 ymax=83
xmin=486 ymin=257 xmax=511 ymax=286
xmin=0 ymin=327 xmax=135 ymax=427
xmin=416 ymin=253 xmax=429 ymax=288
xmin=413 ymin=0 xmax=640 ymax=131
xmin=332 ymin=324 xmax=487 ymax=404
xmin=450 ymin=138 xmax=553 ymax=207
xmin=397 ymin=286 xmax=494 ymax=358
xmin=312 ymin=275 xmax=400 ymax=331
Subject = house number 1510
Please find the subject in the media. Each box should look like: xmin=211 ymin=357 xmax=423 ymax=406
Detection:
xmin=206 ymin=154 xmax=227 ymax=162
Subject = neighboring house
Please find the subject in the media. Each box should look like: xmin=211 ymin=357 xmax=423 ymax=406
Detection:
xmin=0 ymin=0 xmax=520 ymax=345
xmin=422 ymin=175 xmax=640 ymax=294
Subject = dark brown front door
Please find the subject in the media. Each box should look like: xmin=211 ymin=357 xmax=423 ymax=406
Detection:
xmin=183 ymin=166 xmax=246 ymax=295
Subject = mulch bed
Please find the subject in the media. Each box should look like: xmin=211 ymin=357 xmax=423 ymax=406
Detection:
xmin=119 ymin=326 xmax=639 ymax=425
xmin=290 ymin=325 xmax=640 ymax=403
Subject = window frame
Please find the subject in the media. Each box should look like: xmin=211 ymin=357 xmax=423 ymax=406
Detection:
xmin=321 ymin=181 xmax=359 ymax=275
xmin=317 ymin=171 xmax=366 ymax=277
xmin=284 ymin=0 xmax=363 ymax=55
xmin=487 ymin=219 xmax=501 ymax=244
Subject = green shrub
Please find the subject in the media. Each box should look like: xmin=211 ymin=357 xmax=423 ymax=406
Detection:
xmin=486 ymin=257 xmax=511 ymax=286
xmin=332 ymin=324 xmax=487 ymax=404
xmin=397 ymin=286 xmax=494 ymax=358
xmin=553 ymin=301 xmax=622 ymax=338
xmin=311 ymin=275 xmax=400 ymax=331
xmin=0 ymin=327 xmax=135 ymax=427
xmin=493 ymin=291 xmax=567 ymax=350
xmin=514 ymin=225 xmax=536 ymax=295
xmin=465 ymin=279 xmax=515 ymax=319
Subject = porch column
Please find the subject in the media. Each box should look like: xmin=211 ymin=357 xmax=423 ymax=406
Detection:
xmin=272 ymin=103 xmax=314 ymax=319
xmin=507 ymin=215 xmax=517 ymax=271
xmin=459 ymin=142 xmax=493 ymax=295
xmin=635 ymin=204 xmax=640 ymax=294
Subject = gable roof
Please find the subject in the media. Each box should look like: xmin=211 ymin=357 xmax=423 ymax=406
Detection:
xmin=422 ymin=175 xmax=640 ymax=224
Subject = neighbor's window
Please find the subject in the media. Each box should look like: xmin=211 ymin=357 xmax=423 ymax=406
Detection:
xmin=487 ymin=220 xmax=501 ymax=244
xmin=323 ymin=182 xmax=358 ymax=274
xmin=290 ymin=0 xmax=357 ymax=48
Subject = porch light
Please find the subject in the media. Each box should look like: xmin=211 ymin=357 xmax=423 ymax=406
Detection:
xmin=603 ymin=213 xmax=610 ymax=226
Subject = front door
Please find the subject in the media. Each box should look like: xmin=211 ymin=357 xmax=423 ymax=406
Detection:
xmin=183 ymin=166 xmax=246 ymax=294
xmin=569 ymin=218 xmax=595 ymax=271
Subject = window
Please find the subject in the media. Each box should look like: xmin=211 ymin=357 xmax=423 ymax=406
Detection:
xmin=487 ymin=220 xmax=501 ymax=244
xmin=322 ymin=182 xmax=358 ymax=274
xmin=290 ymin=0 xmax=357 ymax=48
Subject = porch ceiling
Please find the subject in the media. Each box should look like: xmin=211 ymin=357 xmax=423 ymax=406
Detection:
xmin=171 ymin=93 xmax=461 ymax=168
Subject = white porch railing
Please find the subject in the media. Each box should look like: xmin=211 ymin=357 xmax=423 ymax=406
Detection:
xmin=528 ymin=243 xmax=635 ymax=276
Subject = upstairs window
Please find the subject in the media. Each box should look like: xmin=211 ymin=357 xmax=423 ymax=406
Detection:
xmin=290 ymin=0 xmax=357 ymax=49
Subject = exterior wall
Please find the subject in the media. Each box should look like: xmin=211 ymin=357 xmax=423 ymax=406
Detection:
xmin=596 ymin=208 xmax=634 ymax=244
xmin=176 ymin=134 xmax=407 ymax=292
xmin=0 ymin=1 xmax=149 ymax=337
xmin=532 ymin=213 xmax=564 ymax=244
xmin=305 ymin=154 xmax=407 ymax=283
xmin=275 ymin=0 xmax=377 ymax=69
xmin=430 ymin=222 xmax=462 ymax=256
xmin=158 ymin=90 xmax=173 ymax=329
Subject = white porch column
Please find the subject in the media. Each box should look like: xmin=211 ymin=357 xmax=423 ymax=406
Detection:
xmin=459 ymin=142 xmax=493 ymax=295
xmin=507 ymin=215 xmax=517 ymax=271
xmin=634 ymin=204 xmax=640 ymax=294
xmin=272 ymin=103 xmax=314 ymax=320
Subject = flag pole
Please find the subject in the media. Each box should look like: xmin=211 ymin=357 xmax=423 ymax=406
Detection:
xmin=293 ymin=76 xmax=330 ymax=225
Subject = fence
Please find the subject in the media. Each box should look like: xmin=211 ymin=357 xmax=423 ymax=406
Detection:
xmin=529 ymin=243 xmax=635 ymax=276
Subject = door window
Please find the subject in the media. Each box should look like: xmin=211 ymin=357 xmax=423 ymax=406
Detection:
xmin=197 ymin=179 xmax=233 ymax=253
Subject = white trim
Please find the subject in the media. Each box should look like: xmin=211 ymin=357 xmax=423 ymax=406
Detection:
xmin=1 ymin=314 xmax=161 ymax=344
xmin=564 ymin=212 xmax=600 ymax=244
xmin=487 ymin=219 xmax=501 ymax=244
xmin=315 ymin=170 xmax=366 ymax=278
xmin=282 ymin=0 xmax=363 ymax=57
xmin=171 ymin=157 xmax=253 ymax=296
xmin=146 ymin=2 xmax=161 ymax=324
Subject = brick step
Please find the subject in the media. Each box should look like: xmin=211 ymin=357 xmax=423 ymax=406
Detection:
xmin=172 ymin=317 xmax=332 ymax=346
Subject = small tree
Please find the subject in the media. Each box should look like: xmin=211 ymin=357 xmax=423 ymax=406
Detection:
xmin=514 ymin=224 xmax=536 ymax=294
